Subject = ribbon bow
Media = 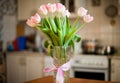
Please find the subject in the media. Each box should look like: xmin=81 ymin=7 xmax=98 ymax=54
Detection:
xmin=44 ymin=60 xmax=71 ymax=83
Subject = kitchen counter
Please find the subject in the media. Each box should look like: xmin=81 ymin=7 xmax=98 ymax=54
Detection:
xmin=107 ymin=55 xmax=120 ymax=60
xmin=7 ymin=51 xmax=47 ymax=56
xmin=25 ymin=76 xmax=120 ymax=83
xmin=111 ymin=55 xmax=120 ymax=59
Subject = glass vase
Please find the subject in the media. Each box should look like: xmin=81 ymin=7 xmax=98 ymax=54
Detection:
xmin=52 ymin=46 xmax=72 ymax=83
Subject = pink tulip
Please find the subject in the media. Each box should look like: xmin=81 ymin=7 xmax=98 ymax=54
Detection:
xmin=62 ymin=10 xmax=70 ymax=17
xmin=56 ymin=3 xmax=66 ymax=13
xmin=46 ymin=3 xmax=56 ymax=13
xmin=77 ymin=7 xmax=88 ymax=17
xmin=83 ymin=14 xmax=93 ymax=23
xmin=38 ymin=5 xmax=48 ymax=15
xmin=26 ymin=13 xmax=41 ymax=27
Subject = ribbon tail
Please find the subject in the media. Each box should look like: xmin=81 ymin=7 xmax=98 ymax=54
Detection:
xmin=44 ymin=65 xmax=57 ymax=72
xmin=56 ymin=68 xmax=64 ymax=83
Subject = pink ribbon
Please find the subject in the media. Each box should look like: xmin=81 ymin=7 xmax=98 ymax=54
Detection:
xmin=44 ymin=60 xmax=71 ymax=83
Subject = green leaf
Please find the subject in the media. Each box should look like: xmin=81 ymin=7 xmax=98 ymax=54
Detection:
xmin=62 ymin=16 xmax=72 ymax=43
xmin=49 ymin=17 xmax=57 ymax=33
xmin=43 ymin=40 xmax=50 ymax=48
xmin=74 ymin=34 xmax=81 ymax=42
xmin=66 ymin=16 xmax=71 ymax=34
xmin=68 ymin=40 xmax=75 ymax=51
xmin=43 ymin=40 xmax=53 ymax=57
xmin=48 ymin=45 xmax=53 ymax=57
xmin=64 ymin=28 xmax=77 ymax=46
xmin=41 ymin=26 xmax=58 ymax=46
xmin=48 ymin=30 xmax=58 ymax=46
xmin=62 ymin=17 xmax=67 ymax=38
xmin=42 ymin=19 xmax=50 ymax=29
xmin=54 ymin=16 xmax=61 ymax=30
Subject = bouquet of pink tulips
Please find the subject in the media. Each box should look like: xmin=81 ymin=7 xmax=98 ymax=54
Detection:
xmin=26 ymin=3 xmax=93 ymax=54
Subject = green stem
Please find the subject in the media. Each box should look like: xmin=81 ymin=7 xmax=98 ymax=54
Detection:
xmin=76 ymin=22 xmax=86 ymax=32
xmin=72 ymin=16 xmax=80 ymax=28
xmin=64 ymin=47 xmax=67 ymax=63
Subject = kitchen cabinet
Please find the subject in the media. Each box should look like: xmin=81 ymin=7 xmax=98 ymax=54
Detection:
xmin=111 ymin=56 xmax=120 ymax=82
xmin=26 ymin=54 xmax=44 ymax=81
xmin=7 ymin=52 xmax=26 ymax=83
xmin=0 ymin=45 xmax=5 ymax=83
xmin=17 ymin=0 xmax=59 ymax=20
xmin=6 ymin=51 xmax=52 ymax=83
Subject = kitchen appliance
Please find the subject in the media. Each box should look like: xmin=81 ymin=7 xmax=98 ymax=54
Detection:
xmin=81 ymin=39 xmax=98 ymax=54
xmin=71 ymin=55 xmax=109 ymax=81
xmin=81 ymin=39 xmax=115 ymax=55
xmin=95 ymin=45 xmax=115 ymax=55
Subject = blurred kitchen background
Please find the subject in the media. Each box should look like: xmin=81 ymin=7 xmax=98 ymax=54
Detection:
xmin=0 ymin=0 xmax=120 ymax=83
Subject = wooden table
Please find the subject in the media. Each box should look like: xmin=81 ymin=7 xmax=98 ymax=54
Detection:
xmin=25 ymin=76 xmax=120 ymax=83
